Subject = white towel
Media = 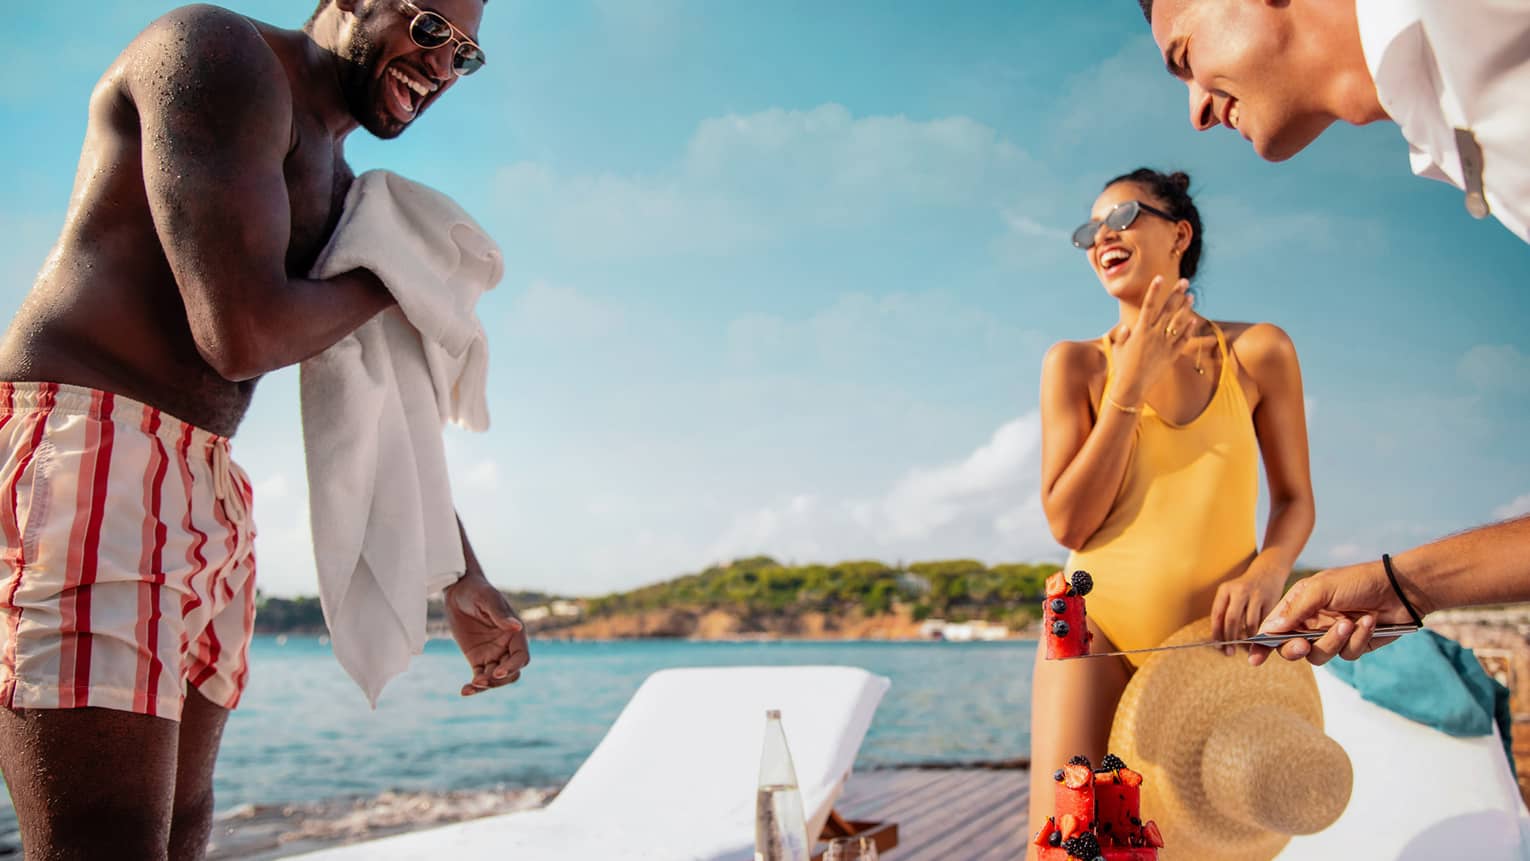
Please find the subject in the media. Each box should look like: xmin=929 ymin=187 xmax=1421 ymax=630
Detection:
xmin=300 ymin=170 xmax=502 ymax=706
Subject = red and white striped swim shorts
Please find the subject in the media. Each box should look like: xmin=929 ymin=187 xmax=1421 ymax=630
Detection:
xmin=0 ymin=382 xmax=257 ymax=720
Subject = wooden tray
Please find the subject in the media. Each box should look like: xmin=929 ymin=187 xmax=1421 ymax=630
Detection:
xmin=810 ymin=808 xmax=899 ymax=859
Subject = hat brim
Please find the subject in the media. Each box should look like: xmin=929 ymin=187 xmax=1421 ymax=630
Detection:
xmin=1108 ymin=618 xmax=1334 ymax=860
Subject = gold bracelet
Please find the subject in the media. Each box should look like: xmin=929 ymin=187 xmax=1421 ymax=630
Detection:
xmin=1104 ymin=393 xmax=1141 ymax=414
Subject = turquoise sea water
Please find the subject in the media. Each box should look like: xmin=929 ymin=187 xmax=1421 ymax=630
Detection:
xmin=0 ymin=637 xmax=1037 ymax=853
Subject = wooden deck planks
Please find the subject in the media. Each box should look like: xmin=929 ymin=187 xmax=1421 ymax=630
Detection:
xmin=836 ymin=768 xmax=1030 ymax=860
xmin=894 ymin=772 xmax=1025 ymax=859
xmin=843 ymin=769 xmax=976 ymax=820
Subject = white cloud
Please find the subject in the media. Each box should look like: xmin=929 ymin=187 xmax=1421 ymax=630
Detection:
xmin=725 ymin=289 xmax=1046 ymax=377
xmin=706 ymin=414 xmax=1057 ymax=565
xmin=991 ymin=208 xmax=1078 ymax=269
xmin=255 ymin=472 xmax=290 ymax=502
xmin=1494 ymin=493 xmax=1530 ymax=520
xmin=576 ymin=526 xmax=719 ymax=595
xmin=493 ymin=104 xmax=1050 ymax=259
xmin=1313 ymin=521 xmax=1447 ymax=569
xmin=1201 ymin=196 xmax=1388 ymax=260
xmin=1001 ymin=210 xmax=1069 ymax=243
xmin=251 ymin=495 xmax=316 ymax=598
xmin=1326 ymin=542 xmax=1368 ymax=564
xmin=460 ymin=458 xmax=502 ymax=491
xmin=1056 ymin=36 xmax=1174 ymax=139
xmin=712 ymin=495 xmax=828 ymax=561
xmin=495 ymin=161 xmax=756 ymax=258
xmin=875 ymin=415 xmax=1042 ymax=538
xmin=1458 ymin=344 xmax=1530 ymax=395
xmin=592 ymin=0 xmax=695 ymax=60
xmin=508 ymin=280 xmax=622 ymax=340
xmin=683 ymin=106 xmax=1035 ymax=208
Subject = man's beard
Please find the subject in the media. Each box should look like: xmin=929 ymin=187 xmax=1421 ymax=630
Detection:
xmin=337 ymin=28 xmax=406 ymax=139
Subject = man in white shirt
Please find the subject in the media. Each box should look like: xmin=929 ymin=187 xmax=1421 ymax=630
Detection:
xmin=1137 ymin=0 xmax=1530 ymax=665
xmin=1140 ymin=0 xmax=1530 ymax=243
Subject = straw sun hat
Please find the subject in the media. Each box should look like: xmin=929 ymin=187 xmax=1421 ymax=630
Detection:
xmin=1108 ymin=618 xmax=1353 ymax=861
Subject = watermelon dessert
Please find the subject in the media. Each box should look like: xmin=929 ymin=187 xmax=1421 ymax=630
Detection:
xmin=1033 ymin=753 xmax=1164 ymax=860
xmin=1052 ymin=757 xmax=1096 ymax=833
xmin=1043 ymin=570 xmax=1094 ymax=659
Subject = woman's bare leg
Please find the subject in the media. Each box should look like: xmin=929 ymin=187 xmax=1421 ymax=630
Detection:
xmin=1026 ymin=618 xmax=1130 ymax=859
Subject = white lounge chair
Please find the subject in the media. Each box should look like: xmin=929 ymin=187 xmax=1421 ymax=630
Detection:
xmin=1277 ymin=665 xmax=1530 ymax=860
xmin=289 ymin=665 xmax=893 ymax=860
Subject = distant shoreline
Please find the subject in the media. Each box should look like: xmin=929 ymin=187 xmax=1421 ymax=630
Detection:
xmin=257 ymin=594 xmax=1041 ymax=642
xmin=257 ymin=630 xmax=1040 ymax=642
xmin=253 ymin=557 xmax=1062 ymax=641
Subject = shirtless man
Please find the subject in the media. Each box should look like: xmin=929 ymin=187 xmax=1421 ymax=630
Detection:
xmin=0 ymin=2 xmax=527 ymax=857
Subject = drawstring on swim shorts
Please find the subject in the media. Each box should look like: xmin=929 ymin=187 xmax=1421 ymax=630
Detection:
xmin=211 ymin=443 xmax=248 ymax=527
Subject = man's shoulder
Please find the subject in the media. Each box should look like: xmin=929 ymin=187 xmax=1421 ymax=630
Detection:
xmin=125 ymin=5 xmax=292 ymax=119
xmin=129 ymin=5 xmax=285 ymax=87
xmin=136 ymin=4 xmax=266 ymax=51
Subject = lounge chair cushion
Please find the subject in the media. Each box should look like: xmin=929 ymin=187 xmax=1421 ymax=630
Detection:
xmin=1276 ymin=665 xmax=1530 ymax=860
xmin=291 ymin=664 xmax=891 ymax=860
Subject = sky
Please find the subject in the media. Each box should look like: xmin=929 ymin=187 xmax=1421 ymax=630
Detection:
xmin=2 ymin=1 xmax=1528 ymax=598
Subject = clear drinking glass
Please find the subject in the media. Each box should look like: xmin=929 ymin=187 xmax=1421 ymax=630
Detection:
xmin=823 ymin=836 xmax=879 ymax=861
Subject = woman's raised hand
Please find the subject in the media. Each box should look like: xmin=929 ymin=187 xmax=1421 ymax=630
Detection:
xmin=1111 ymin=275 xmax=1194 ymax=405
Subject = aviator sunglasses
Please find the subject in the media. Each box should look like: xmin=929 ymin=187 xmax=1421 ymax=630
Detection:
xmin=400 ymin=0 xmax=487 ymax=76
xmin=1071 ymin=200 xmax=1178 ymax=250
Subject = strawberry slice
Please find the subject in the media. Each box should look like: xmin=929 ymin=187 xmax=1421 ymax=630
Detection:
xmin=1063 ymin=764 xmax=1093 ymax=788
xmin=1059 ymin=813 xmax=1084 ymax=841
xmin=1033 ymin=816 xmax=1057 ymax=847
xmin=1118 ymin=767 xmax=1144 ymax=788
xmin=1045 ymin=571 xmax=1070 ymax=597
xmin=1143 ymin=821 xmax=1164 ymax=848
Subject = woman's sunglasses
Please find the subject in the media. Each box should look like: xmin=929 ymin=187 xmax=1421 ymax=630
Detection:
xmin=1071 ymin=200 xmax=1178 ymax=250
xmin=401 ymin=1 xmax=487 ymax=76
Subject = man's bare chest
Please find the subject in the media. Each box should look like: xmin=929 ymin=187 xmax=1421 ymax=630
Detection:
xmin=283 ymin=132 xmax=354 ymax=276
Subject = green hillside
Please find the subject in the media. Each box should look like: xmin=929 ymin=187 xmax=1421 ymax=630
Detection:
xmin=583 ymin=556 xmax=1065 ymax=625
xmin=252 ymin=562 xmax=1321 ymax=634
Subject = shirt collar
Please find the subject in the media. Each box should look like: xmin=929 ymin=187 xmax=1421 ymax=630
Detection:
xmin=1354 ymin=0 xmax=1426 ymax=104
xmin=1353 ymin=0 xmax=1461 ymax=186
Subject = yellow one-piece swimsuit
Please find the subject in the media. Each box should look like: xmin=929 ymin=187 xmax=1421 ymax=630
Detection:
xmin=1067 ymin=322 xmax=1259 ymax=669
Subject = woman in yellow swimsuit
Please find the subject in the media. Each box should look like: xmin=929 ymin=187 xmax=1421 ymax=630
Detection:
xmin=1027 ymin=168 xmax=1314 ymax=851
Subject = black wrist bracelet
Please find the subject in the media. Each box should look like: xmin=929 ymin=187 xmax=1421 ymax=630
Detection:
xmin=1382 ymin=553 xmax=1426 ymax=627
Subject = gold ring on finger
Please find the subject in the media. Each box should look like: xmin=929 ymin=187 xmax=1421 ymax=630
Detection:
xmin=1167 ymin=326 xmax=1178 ymax=338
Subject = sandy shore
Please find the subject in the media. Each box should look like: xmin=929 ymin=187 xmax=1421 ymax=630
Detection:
xmin=206 ymin=787 xmax=555 ymax=860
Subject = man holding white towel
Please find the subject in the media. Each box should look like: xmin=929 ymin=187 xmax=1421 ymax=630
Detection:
xmin=0 ymin=1 xmax=525 ymax=858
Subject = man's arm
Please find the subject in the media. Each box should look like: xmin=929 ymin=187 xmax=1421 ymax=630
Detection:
xmin=1252 ymin=515 xmax=1530 ymax=665
xmin=128 ymin=6 xmax=392 ymax=382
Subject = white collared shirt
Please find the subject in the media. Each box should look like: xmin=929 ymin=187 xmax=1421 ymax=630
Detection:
xmin=1355 ymin=0 xmax=1530 ymax=244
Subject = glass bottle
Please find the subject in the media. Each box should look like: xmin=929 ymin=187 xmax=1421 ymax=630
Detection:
xmin=755 ymin=709 xmax=810 ymax=861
